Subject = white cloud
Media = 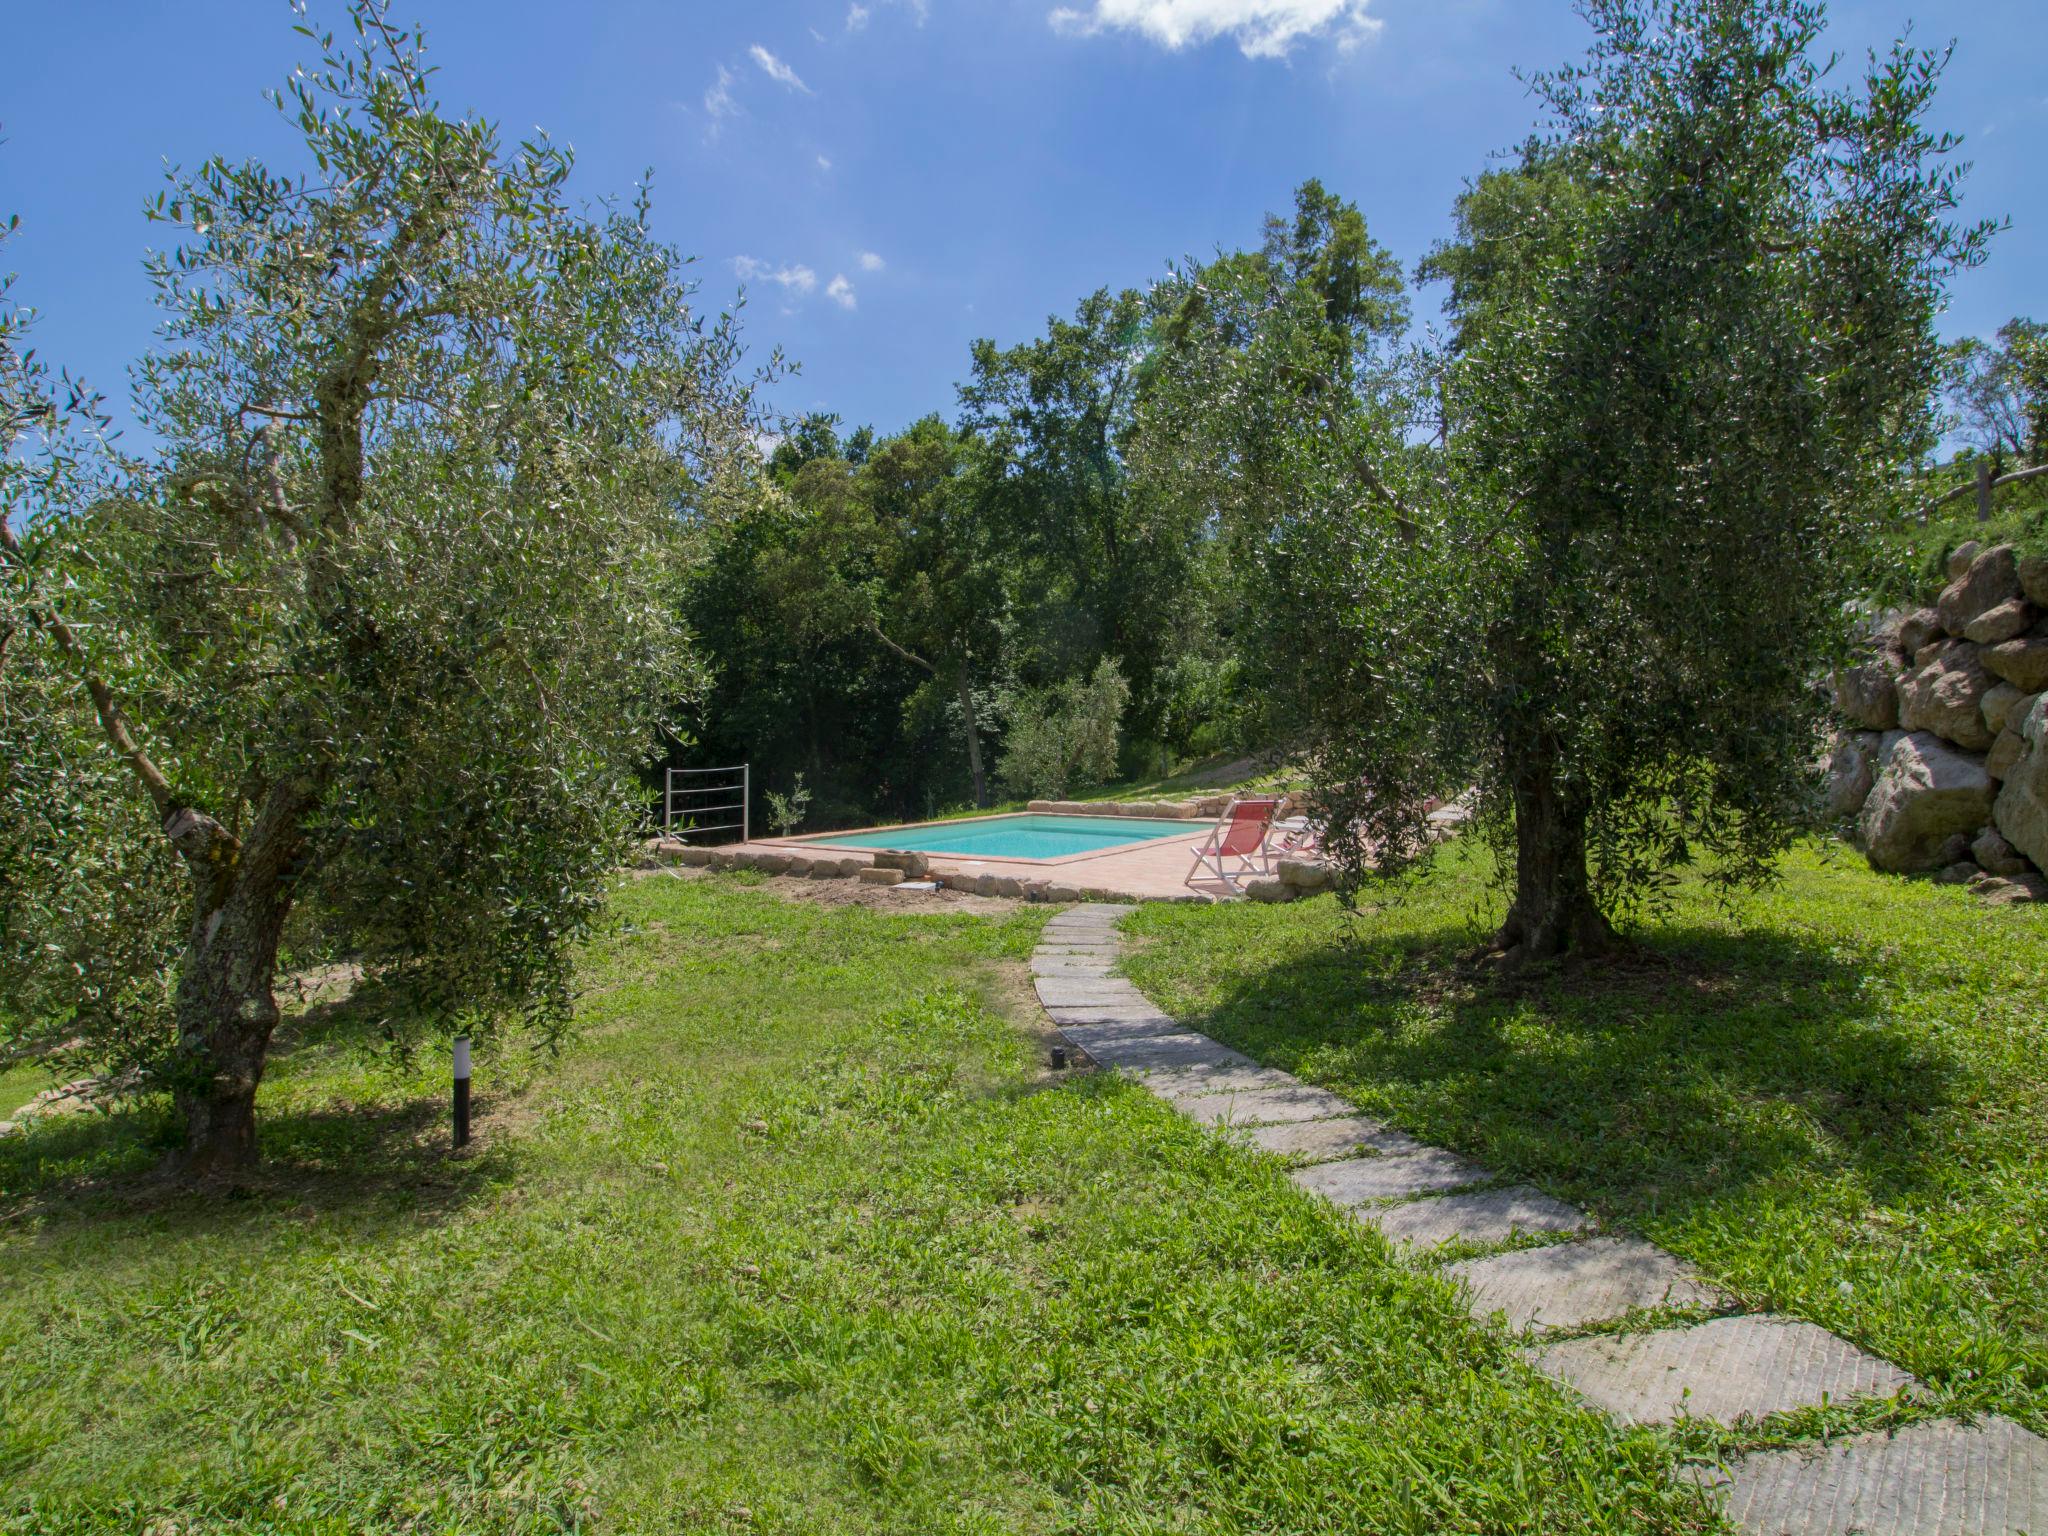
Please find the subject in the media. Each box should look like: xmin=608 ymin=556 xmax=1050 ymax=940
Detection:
xmin=817 ymin=153 xmax=834 ymax=171
xmin=749 ymin=44 xmax=812 ymax=92
xmin=703 ymin=64 xmax=739 ymax=128
xmin=846 ymin=3 xmax=870 ymax=30
xmin=1048 ymin=0 xmax=1381 ymax=58
xmin=857 ymin=250 xmax=885 ymax=272
xmin=826 ymin=274 xmax=857 ymax=310
xmin=733 ymin=256 xmax=819 ymax=295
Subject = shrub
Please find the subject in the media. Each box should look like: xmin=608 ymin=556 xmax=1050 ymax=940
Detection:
xmin=997 ymin=660 xmax=1131 ymax=800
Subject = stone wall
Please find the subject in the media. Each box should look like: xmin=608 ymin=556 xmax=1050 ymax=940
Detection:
xmin=1829 ymin=539 xmax=2048 ymax=905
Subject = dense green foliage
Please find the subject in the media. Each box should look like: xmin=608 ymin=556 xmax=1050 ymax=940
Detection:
xmin=995 ymin=657 xmax=1131 ymax=799
xmin=0 ymin=876 xmax=1716 ymax=1533
xmin=1 ymin=7 xmax=763 ymax=1169
xmin=1284 ymin=0 xmax=1989 ymax=958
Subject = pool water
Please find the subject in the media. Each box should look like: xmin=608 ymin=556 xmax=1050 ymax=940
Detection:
xmin=800 ymin=813 xmax=1193 ymax=861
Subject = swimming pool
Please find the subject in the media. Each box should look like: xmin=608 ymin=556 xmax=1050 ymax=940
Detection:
xmin=797 ymin=813 xmax=1193 ymax=862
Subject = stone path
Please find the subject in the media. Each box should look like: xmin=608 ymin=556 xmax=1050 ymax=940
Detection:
xmin=1033 ymin=905 xmax=2048 ymax=1535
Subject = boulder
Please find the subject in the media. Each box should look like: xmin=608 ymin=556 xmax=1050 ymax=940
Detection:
xmin=1982 ymin=683 xmax=2030 ymax=738
xmin=972 ymin=874 xmax=1001 ymax=897
xmin=1974 ymin=873 xmax=2047 ymax=906
xmin=1042 ymin=884 xmax=1083 ymax=903
xmin=1981 ymin=638 xmax=2048 ymax=694
xmin=1946 ymin=539 xmax=1983 ymax=580
xmin=1896 ymin=641 xmax=1997 ymax=750
xmin=1991 ymin=694 xmax=2048 ymax=874
xmin=1823 ymin=732 xmax=1882 ymax=818
xmin=1831 ymin=655 xmax=1902 ymax=729
xmin=1858 ymin=731 xmax=1996 ymax=872
xmin=677 ymin=846 xmax=716 ymax=868
xmin=1971 ymin=827 xmax=2032 ymax=877
xmin=1897 ymin=607 xmax=1945 ymax=654
xmin=1988 ymin=728 xmax=2026 ymax=782
xmin=809 ymin=858 xmax=859 ymax=879
xmin=1276 ymin=858 xmax=1335 ymax=890
xmin=1937 ymin=544 xmax=2022 ymax=637
xmin=1026 ymin=800 xmax=1056 ymax=813
xmin=780 ymin=856 xmax=814 ymax=878
xmin=1933 ymin=831 xmax=1976 ymax=868
xmin=1963 ymin=598 xmax=2036 ymax=646
xmin=1245 ymin=878 xmax=1298 ymax=903
xmin=872 ymin=850 xmax=931 ymax=877
xmin=740 ymin=851 xmax=793 ymax=876
xmin=993 ymin=876 xmax=1026 ymax=898
xmin=1933 ymin=861 xmax=1981 ymax=886
xmin=1852 ymin=604 xmax=1908 ymax=653
xmin=2020 ymin=553 xmax=2048 ymax=608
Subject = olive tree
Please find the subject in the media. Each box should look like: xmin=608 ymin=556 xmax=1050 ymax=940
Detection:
xmin=1406 ymin=0 xmax=1992 ymax=961
xmin=0 ymin=5 xmax=761 ymax=1174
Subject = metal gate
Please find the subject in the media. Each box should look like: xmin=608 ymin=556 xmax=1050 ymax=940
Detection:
xmin=663 ymin=764 xmax=749 ymax=843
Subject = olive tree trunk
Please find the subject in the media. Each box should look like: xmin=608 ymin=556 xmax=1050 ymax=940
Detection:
xmin=1494 ymin=750 xmax=1615 ymax=965
xmin=165 ymin=783 xmax=309 ymax=1178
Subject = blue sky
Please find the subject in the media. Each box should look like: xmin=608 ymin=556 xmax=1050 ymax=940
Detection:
xmin=6 ymin=0 xmax=2044 ymax=444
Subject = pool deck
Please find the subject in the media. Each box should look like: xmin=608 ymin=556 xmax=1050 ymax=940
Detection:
xmin=734 ymin=829 xmax=1240 ymax=902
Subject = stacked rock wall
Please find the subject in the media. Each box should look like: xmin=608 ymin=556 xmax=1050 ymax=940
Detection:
xmin=1830 ymin=540 xmax=2048 ymax=904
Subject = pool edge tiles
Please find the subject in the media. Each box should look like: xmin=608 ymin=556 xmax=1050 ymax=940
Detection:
xmin=776 ymin=812 xmax=1197 ymax=864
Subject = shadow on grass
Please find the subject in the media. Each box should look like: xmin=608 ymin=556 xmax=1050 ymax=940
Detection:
xmin=1168 ymin=920 xmax=1958 ymax=1223
xmin=0 ymin=979 xmax=517 ymax=1234
xmin=0 ymin=1091 xmax=517 ymax=1233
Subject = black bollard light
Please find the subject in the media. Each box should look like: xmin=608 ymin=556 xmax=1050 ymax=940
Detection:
xmin=452 ymin=1036 xmax=472 ymax=1148
xmin=1050 ymin=1045 xmax=1068 ymax=1071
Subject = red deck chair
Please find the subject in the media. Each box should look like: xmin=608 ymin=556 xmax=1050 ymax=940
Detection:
xmin=1186 ymin=797 xmax=1282 ymax=894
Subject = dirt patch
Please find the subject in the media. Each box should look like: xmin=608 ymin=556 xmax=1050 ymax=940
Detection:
xmin=626 ymin=863 xmax=1039 ymax=917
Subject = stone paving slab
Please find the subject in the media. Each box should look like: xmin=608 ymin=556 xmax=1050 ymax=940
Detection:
xmin=1033 ymin=979 xmax=1151 ymax=1007
xmin=1138 ymin=1064 xmax=1304 ymax=1099
xmin=1225 ymin=1116 xmax=1426 ymax=1163
xmin=1687 ymin=1415 xmax=2048 ymax=1535
xmin=1044 ymin=1009 xmax=1182 ymax=1038
xmin=1363 ymin=1185 xmax=1588 ymax=1251
xmin=1449 ymin=1237 xmax=1721 ymax=1334
xmin=1529 ymin=1315 xmax=1918 ymax=1427
xmin=1083 ymin=1034 xmax=1256 ymax=1072
xmin=1031 ymin=959 xmax=1119 ymax=978
xmin=1042 ymin=997 xmax=1173 ymax=1019
xmin=1172 ymin=1082 xmax=1358 ymax=1127
xmin=1035 ymin=942 xmax=1123 ymax=954
xmin=1292 ymin=1147 xmax=1490 ymax=1205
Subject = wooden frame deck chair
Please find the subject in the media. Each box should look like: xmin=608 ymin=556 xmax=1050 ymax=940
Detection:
xmin=1187 ymin=796 xmax=1282 ymax=894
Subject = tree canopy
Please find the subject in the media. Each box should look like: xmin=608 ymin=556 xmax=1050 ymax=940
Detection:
xmin=1 ymin=4 xmax=764 ymax=1173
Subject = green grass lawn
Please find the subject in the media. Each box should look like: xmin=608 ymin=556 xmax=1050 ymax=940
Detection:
xmin=1122 ymin=838 xmax=2048 ymax=1439
xmin=0 ymin=1062 xmax=46 ymax=1121
xmin=0 ymin=873 xmax=1712 ymax=1535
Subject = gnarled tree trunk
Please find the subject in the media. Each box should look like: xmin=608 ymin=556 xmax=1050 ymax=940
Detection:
xmin=166 ymin=782 xmax=309 ymax=1178
xmin=1494 ymin=748 xmax=1615 ymax=965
